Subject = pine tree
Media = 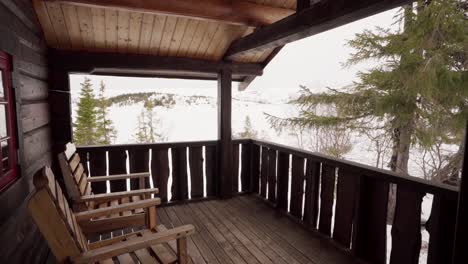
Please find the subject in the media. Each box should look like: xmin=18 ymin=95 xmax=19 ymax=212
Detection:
xmin=95 ymin=81 xmax=117 ymax=144
xmin=74 ymin=77 xmax=98 ymax=145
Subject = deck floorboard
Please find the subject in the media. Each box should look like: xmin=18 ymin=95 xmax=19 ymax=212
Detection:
xmin=159 ymin=195 xmax=359 ymax=264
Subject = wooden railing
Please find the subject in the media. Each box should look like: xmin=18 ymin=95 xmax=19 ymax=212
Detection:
xmin=251 ymin=139 xmax=459 ymax=264
xmin=76 ymin=139 xmax=251 ymax=204
xmin=78 ymin=138 xmax=459 ymax=264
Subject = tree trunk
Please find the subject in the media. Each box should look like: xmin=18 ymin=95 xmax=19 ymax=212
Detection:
xmin=387 ymin=122 xmax=413 ymax=223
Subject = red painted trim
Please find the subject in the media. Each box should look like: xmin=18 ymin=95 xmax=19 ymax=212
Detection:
xmin=0 ymin=51 xmax=18 ymax=191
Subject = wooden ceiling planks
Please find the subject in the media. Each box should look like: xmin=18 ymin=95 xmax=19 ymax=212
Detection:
xmin=33 ymin=0 xmax=296 ymax=66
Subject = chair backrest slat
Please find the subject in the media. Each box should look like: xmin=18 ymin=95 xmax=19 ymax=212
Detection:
xmin=59 ymin=143 xmax=92 ymax=201
xmin=29 ymin=166 xmax=88 ymax=262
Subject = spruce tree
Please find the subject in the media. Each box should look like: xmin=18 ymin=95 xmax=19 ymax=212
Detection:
xmin=134 ymin=99 xmax=165 ymax=143
xmin=74 ymin=77 xmax=98 ymax=145
xmin=270 ymin=0 xmax=467 ymax=179
xmin=236 ymin=116 xmax=258 ymax=139
xmin=95 ymin=81 xmax=117 ymax=144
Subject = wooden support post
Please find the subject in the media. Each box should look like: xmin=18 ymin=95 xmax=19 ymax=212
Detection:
xmin=218 ymin=68 xmax=233 ymax=198
xmin=453 ymin=121 xmax=468 ymax=264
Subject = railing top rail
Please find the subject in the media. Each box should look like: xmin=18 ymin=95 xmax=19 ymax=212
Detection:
xmin=76 ymin=139 xmax=251 ymax=152
xmin=252 ymin=139 xmax=459 ymax=196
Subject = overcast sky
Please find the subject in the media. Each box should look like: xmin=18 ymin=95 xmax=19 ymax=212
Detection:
xmin=70 ymin=8 xmax=401 ymax=100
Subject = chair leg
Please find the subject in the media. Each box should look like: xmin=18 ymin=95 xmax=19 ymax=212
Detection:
xmin=177 ymin=237 xmax=188 ymax=264
xmin=146 ymin=206 xmax=157 ymax=230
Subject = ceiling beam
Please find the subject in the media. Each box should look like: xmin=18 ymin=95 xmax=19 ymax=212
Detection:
xmin=45 ymin=0 xmax=295 ymax=27
xmin=225 ymin=0 xmax=411 ymax=60
xmin=50 ymin=49 xmax=263 ymax=81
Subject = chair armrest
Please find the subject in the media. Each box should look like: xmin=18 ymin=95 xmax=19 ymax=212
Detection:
xmin=73 ymin=225 xmax=195 ymax=264
xmin=78 ymin=188 xmax=159 ymax=203
xmin=88 ymin=172 xmax=150 ymax=182
xmin=75 ymin=198 xmax=161 ymax=222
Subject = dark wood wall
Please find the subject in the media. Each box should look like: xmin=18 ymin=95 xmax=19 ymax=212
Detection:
xmin=0 ymin=0 xmax=52 ymax=263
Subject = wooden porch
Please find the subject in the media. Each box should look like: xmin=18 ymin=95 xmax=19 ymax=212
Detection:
xmin=1 ymin=0 xmax=468 ymax=263
xmin=157 ymin=195 xmax=357 ymax=264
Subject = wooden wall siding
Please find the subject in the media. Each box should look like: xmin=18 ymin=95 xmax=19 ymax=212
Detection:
xmin=0 ymin=0 xmax=52 ymax=263
xmin=250 ymin=139 xmax=460 ymax=264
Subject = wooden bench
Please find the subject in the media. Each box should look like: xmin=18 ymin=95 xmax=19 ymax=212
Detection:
xmin=58 ymin=142 xmax=159 ymax=233
xmin=28 ymin=166 xmax=195 ymax=264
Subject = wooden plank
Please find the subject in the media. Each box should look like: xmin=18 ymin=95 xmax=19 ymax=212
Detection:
xmin=76 ymin=6 xmax=94 ymax=49
xmin=276 ymin=151 xmax=289 ymax=212
xmin=104 ymin=9 xmax=118 ymax=51
xmin=18 ymin=74 xmax=48 ymax=101
xmin=44 ymin=2 xmax=71 ymax=48
xmin=195 ymin=23 xmax=219 ymax=58
xmin=205 ymin=145 xmax=217 ymax=197
xmin=149 ymin=15 xmax=166 ymax=55
xmin=222 ymin=199 xmax=311 ymax=264
xmin=74 ymin=163 xmax=85 ymax=183
xmin=167 ymin=17 xmax=189 ymax=57
xmin=21 ymin=102 xmax=50 ymax=133
xmin=152 ymin=148 xmax=170 ymax=202
xmin=333 ymin=169 xmax=359 ymax=248
xmin=51 ymin=0 xmax=294 ymax=27
xmin=69 ymin=153 xmax=81 ymax=172
xmin=108 ymin=148 xmax=127 ymax=192
xmin=91 ymin=7 xmax=106 ymax=50
xmin=185 ymin=20 xmax=209 ymax=58
xmin=177 ymin=20 xmax=200 ymax=57
xmin=138 ymin=13 xmax=155 ymax=54
xmin=260 ymin=146 xmax=269 ymax=198
xmin=232 ymin=143 xmax=240 ymax=193
xmin=389 ymin=186 xmax=424 ymax=264
xmin=251 ymin=144 xmax=260 ymax=194
xmin=60 ymin=4 xmax=83 ymax=50
xmin=218 ymin=69 xmax=233 ymax=198
xmin=171 ymin=147 xmax=188 ymax=201
xmin=176 ymin=204 xmax=225 ymax=264
xmin=225 ymin=0 xmax=410 ymax=60
xmin=303 ymin=159 xmax=320 ymax=228
xmin=267 ymin=148 xmax=277 ymax=203
xmin=129 ymin=148 xmax=150 ymax=190
xmin=189 ymin=146 xmax=204 ymax=198
xmin=116 ymin=10 xmax=130 ymax=52
xmin=128 ymin=12 xmax=143 ymax=53
xmin=88 ymin=148 xmax=107 ymax=194
xmin=354 ymin=177 xmax=389 ymax=264
xmin=32 ymin=0 xmax=58 ymax=46
xmin=161 ymin=208 xmax=205 ymax=264
xmin=426 ymin=193 xmax=458 ymax=264
xmin=240 ymin=143 xmax=251 ymax=192
xmin=290 ymin=155 xmax=304 ymax=219
xmin=158 ymin=16 xmax=177 ymax=56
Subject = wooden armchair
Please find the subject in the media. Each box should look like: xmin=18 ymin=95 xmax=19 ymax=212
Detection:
xmin=28 ymin=166 xmax=195 ymax=264
xmin=58 ymin=143 xmax=159 ymax=233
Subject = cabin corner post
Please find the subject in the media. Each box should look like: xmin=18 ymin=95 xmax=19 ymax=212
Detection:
xmin=453 ymin=121 xmax=468 ymax=264
xmin=48 ymin=63 xmax=72 ymax=171
xmin=217 ymin=68 xmax=233 ymax=198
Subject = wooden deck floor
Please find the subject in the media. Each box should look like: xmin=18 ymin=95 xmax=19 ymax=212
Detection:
xmin=157 ymin=195 xmax=358 ymax=264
